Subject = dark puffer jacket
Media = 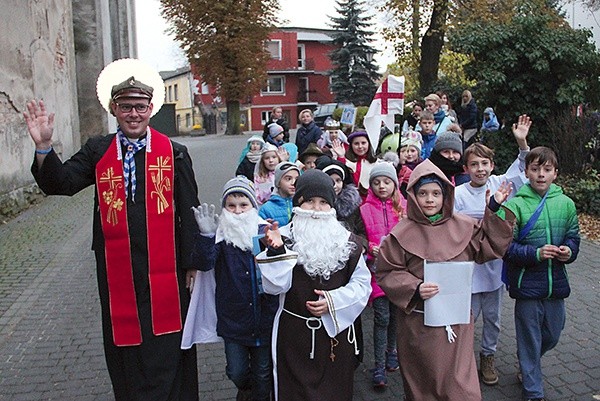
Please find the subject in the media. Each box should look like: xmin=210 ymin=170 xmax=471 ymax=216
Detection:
xmin=295 ymin=121 xmax=323 ymax=155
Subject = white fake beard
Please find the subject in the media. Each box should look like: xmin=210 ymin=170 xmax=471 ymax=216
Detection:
xmin=217 ymin=208 xmax=260 ymax=251
xmin=290 ymin=207 xmax=355 ymax=280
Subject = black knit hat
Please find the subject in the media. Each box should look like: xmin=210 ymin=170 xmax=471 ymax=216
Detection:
xmin=292 ymin=169 xmax=336 ymax=207
xmin=316 ymin=157 xmax=353 ymax=186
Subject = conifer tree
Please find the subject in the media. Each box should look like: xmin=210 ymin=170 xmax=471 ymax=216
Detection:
xmin=329 ymin=0 xmax=381 ymax=106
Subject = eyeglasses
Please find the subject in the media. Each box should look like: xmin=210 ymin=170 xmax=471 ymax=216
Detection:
xmin=115 ymin=102 xmax=150 ymax=113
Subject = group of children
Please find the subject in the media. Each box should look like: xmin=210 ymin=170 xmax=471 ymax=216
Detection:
xmin=184 ymin=102 xmax=580 ymax=401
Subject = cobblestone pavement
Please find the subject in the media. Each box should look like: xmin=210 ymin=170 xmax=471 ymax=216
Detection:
xmin=0 ymin=134 xmax=599 ymax=400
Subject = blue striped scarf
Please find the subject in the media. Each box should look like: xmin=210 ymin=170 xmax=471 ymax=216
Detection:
xmin=118 ymin=130 xmax=147 ymax=200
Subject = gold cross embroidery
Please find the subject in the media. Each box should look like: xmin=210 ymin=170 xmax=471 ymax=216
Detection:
xmin=99 ymin=167 xmax=124 ymax=225
xmin=149 ymin=156 xmax=172 ymax=214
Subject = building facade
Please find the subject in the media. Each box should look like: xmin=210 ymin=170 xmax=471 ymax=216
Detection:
xmin=185 ymin=27 xmax=339 ymax=132
xmin=160 ymin=67 xmax=201 ymax=135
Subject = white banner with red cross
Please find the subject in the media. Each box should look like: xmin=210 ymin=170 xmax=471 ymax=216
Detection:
xmin=363 ymin=75 xmax=405 ymax=149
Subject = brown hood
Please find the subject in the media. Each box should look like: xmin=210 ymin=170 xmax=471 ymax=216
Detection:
xmin=391 ymin=159 xmax=475 ymax=261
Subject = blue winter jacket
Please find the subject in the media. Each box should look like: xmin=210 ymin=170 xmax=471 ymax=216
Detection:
xmin=259 ymin=194 xmax=293 ymax=226
xmin=295 ymin=121 xmax=323 ymax=154
xmin=501 ymin=184 xmax=580 ymax=300
xmin=195 ymin=234 xmax=279 ymax=346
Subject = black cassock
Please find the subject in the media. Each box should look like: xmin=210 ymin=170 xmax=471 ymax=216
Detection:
xmin=32 ymin=132 xmax=200 ymax=401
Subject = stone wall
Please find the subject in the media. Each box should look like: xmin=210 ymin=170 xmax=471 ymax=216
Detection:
xmin=0 ymin=0 xmax=80 ymax=218
xmin=0 ymin=0 xmax=136 ymax=220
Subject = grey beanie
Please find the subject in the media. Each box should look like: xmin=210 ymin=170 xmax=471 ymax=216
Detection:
xmin=268 ymin=123 xmax=284 ymax=138
xmin=434 ymin=131 xmax=463 ymax=155
xmin=222 ymin=176 xmax=258 ymax=209
xmin=292 ymin=169 xmax=335 ymax=207
xmin=274 ymin=161 xmax=300 ymax=188
xmin=369 ymin=162 xmax=399 ymax=188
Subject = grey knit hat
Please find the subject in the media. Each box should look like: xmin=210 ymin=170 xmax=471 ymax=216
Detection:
xmin=222 ymin=176 xmax=258 ymax=209
xmin=274 ymin=161 xmax=300 ymax=188
xmin=369 ymin=162 xmax=399 ymax=188
xmin=292 ymin=169 xmax=335 ymax=207
xmin=434 ymin=131 xmax=463 ymax=155
xmin=268 ymin=123 xmax=284 ymax=138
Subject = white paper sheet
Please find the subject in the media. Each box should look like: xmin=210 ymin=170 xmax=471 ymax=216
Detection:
xmin=423 ymin=261 xmax=475 ymax=327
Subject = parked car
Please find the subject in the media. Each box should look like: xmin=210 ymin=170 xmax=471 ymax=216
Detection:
xmin=313 ymin=103 xmax=354 ymax=127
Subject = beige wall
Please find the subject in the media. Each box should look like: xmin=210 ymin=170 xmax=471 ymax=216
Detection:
xmin=164 ymin=73 xmax=200 ymax=133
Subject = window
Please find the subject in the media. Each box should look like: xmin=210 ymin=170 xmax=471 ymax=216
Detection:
xmin=261 ymin=111 xmax=271 ymax=125
xmin=261 ymin=76 xmax=284 ymax=94
xmin=168 ymin=85 xmax=172 ymax=102
xmin=265 ymin=40 xmax=282 ymax=59
xmin=176 ymin=114 xmax=181 ymax=131
xmin=201 ymin=82 xmax=209 ymax=95
xmin=297 ymin=44 xmax=305 ymax=69
xmin=174 ymin=84 xmax=179 ymax=101
xmin=185 ymin=113 xmax=191 ymax=127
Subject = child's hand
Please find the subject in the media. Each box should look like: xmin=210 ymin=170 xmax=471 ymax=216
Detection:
xmin=419 ymin=282 xmax=439 ymax=300
xmin=306 ymin=289 xmax=329 ymax=317
xmin=192 ymin=203 xmax=218 ymax=235
xmin=186 ymin=270 xmax=197 ymax=294
xmin=512 ymin=114 xmax=531 ymax=148
xmin=556 ymin=245 xmax=572 ymax=262
xmin=277 ymin=146 xmax=290 ymax=161
xmin=538 ymin=244 xmax=560 ymax=260
xmin=264 ymin=221 xmax=283 ymax=248
xmin=492 ymin=181 xmax=513 ymax=204
xmin=371 ymin=246 xmax=380 ymax=257
xmin=331 ymin=139 xmax=345 ymax=158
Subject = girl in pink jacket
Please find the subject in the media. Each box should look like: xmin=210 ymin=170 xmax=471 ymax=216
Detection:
xmin=359 ymin=162 xmax=405 ymax=388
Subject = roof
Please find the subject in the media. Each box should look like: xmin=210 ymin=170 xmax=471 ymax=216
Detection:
xmin=159 ymin=66 xmax=191 ymax=80
xmin=278 ymin=26 xmax=339 ymax=42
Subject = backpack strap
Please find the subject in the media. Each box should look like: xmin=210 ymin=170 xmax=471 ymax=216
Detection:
xmin=517 ymin=191 xmax=549 ymax=241
xmin=502 ymin=190 xmax=549 ymax=288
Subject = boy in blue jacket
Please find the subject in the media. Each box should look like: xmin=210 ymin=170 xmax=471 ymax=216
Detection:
xmin=192 ymin=176 xmax=278 ymax=401
xmin=500 ymin=147 xmax=580 ymax=401
xmin=259 ymin=162 xmax=300 ymax=226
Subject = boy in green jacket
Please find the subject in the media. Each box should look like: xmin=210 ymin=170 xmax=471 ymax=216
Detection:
xmin=500 ymin=147 xmax=580 ymax=401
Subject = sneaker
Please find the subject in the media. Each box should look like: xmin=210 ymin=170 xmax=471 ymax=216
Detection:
xmin=371 ymin=365 xmax=388 ymax=388
xmin=385 ymin=349 xmax=400 ymax=372
xmin=480 ymin=353 xmax=499 ymax=385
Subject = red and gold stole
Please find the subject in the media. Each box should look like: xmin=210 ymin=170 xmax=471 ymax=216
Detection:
xmin=95 ymin=128 xmax=181 ymax=346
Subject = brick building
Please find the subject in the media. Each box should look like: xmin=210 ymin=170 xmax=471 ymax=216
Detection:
xmin=190 ymin=27 xmax=339 ymax=132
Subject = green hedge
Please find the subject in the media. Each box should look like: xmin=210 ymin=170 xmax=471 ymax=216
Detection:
xmin=557 ymin=169 xmax=600 ymax=217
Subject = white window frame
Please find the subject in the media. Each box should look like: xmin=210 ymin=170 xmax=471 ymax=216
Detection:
xmin=299 ymin=77 xmax=309 ymax=102
xmin=261 ymin=111 xmax=271 ymax=125
xmin=201 ymin=82 xmax=209 ymax=95
xmin=297 ymin=44 xmax=306 ymax=69
xmin=261 ymin=76 xmax=285 ymax=95
xmin=265 ymin=40 xmax=282 ymax=60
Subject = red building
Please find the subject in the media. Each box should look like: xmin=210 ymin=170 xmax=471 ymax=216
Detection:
xmin=193 ymin=27 xmax=339 ymax=132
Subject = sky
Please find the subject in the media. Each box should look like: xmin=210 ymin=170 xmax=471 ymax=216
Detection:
xmin=134 ymin=0 xmax=395 ymax=73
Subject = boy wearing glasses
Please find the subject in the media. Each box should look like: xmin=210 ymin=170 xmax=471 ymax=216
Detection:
xmin=23 ymin=61 xmax=201 ymax=401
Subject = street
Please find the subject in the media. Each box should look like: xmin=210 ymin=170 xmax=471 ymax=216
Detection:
xmin=0 ymin=133 xmax=598 ymax=400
